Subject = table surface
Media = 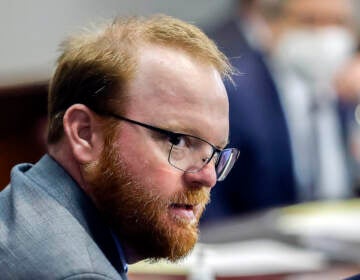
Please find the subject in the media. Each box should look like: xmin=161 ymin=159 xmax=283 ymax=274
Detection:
xmin=128 ymin=201 xmax=360 ymax=279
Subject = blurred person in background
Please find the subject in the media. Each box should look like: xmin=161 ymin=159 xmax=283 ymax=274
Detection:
xmin=335 ymin=51 xmax=360 ymax=194
xmin=203 ymin=0 xmax=360 ymax=222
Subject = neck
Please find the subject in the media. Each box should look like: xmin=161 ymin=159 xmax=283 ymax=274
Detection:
xmin=47 ymin=139 xmax=89 ymax=194
xmin=122 ymin=243 xmax=146 ymax=264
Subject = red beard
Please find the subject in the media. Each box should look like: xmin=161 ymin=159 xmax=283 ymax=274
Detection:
xmin=84 ymin=136 xmax=210 ymax=262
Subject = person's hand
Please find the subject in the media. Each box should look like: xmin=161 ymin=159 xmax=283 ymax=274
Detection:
xmin=335 ymin=54 xmax=360 ymax=102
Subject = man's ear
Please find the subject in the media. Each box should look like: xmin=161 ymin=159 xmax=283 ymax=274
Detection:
xmin=63 ymin=104 xmax=104 ymax=163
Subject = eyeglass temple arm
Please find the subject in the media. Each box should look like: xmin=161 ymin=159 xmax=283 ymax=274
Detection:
xmin=93 ymin=109 xmax=177 ymax=138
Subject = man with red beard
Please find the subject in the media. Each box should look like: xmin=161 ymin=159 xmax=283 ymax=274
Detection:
xmin=0 ymin=15 xmax=239 ymax=279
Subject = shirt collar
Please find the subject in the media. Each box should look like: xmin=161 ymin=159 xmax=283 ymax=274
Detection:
xmin=110 ymin=230 xmax=128 ymax=274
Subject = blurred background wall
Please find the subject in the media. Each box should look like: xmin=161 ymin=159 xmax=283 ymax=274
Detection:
xmin=0 ymin=0 xmax=236 ymax=87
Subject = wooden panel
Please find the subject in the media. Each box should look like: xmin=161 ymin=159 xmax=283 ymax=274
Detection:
xmin=0 ymin=83 xmax=48 ymax=189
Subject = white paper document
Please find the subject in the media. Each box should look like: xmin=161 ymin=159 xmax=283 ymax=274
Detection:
xmin=129 ymin=239 xmax=327 ymax=276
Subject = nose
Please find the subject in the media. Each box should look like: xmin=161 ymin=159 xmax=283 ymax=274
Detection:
xmin=183 ymin=162 xmax=217 ymax=189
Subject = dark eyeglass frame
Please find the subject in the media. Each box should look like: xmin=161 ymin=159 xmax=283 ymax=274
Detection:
xmin=92 ymin=109 xmax=239 ymax=181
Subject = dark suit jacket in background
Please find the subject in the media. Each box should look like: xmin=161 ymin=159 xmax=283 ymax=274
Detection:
xmin=202 ymin=20 xmax=297 ymax=222
xmin=202 ymin=20 xmax=355 ymax=223
xmin=345 ymin=274 xmax=360 ymax=280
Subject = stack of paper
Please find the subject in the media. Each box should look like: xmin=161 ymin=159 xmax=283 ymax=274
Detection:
xmin=276 ymin=199 xmax=360 ymax=261
xmin=129 ymin=239 xmax=327 ymax=277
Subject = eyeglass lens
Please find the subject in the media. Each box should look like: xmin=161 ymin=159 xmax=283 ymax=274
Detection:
xmin=168 ymin=135 xmax=239 ymax=181
xmin=169 ymin=135 xmax=214 ymax=172
xmin=216 ymin=148 xmax=240 ymax=181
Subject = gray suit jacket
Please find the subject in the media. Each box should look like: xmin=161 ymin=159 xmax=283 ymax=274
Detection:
xmin=0 ymin=155 xmax=128 ymax=280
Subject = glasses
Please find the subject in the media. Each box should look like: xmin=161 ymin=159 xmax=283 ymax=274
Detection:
xmin=94 ymin=110 xmax=240 ymax=181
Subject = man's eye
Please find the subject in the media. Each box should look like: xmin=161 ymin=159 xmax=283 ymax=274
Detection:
xmin=169 ymin=135 xmax=186 ymax=147
xmin=212 ymin=152 xmax=220 ymax=163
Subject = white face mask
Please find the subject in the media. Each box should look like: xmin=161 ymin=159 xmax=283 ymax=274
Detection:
xmin=273 ymin=26 xmax=356 ymax=84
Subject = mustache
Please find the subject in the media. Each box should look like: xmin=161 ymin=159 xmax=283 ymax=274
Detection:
xmin=169 ymin=188 xmax=210 ymax=206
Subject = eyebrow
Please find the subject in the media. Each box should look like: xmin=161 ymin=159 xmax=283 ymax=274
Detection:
xmin=162 ymin=123 xmax=229 ymax=149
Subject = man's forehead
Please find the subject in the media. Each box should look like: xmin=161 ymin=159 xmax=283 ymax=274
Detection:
xmin=124 ymin=44 xmax=229 ymax=147
xmin=135 ymin=44 xmax=209 ymax=80
xmin=128 ymin=43 xmax=227 ymax=103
